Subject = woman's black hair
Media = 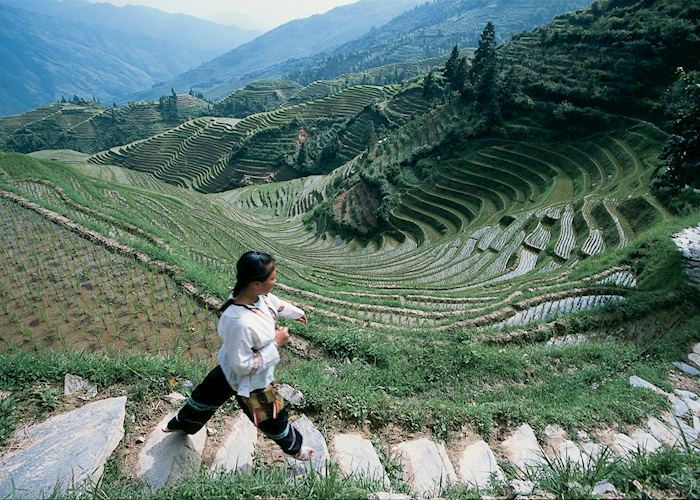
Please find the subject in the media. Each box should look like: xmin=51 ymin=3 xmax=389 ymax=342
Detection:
xmin=220 ymin=250 xmax=276 ymax=312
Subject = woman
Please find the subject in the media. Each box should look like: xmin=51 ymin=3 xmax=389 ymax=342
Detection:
xmin=164 ymin=250 xmax=315 ymax=461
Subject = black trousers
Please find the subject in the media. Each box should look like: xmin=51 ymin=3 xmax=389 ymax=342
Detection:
xmin=167 ymin=365 xmax=303 ymax=456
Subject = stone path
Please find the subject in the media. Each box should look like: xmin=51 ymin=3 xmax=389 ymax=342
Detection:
xmin=673 ymin=225 xmax=700 ymax=290
xmin=1 ymin=340 xmax=699 ymax=499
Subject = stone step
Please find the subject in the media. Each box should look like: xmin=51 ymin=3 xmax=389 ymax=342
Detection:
xmin=332 ymin=433 xmax=389 ymax=486
xmin=672 ymin=361 xmax=700 ymax=377
xmin=137 ymin=413 xmax=207 ymax=490
xmin=610 ymin=431 xmax=659 ymax=457
xmin=211 ymin=412 xmax=258 ymax=473
xmin=500 ymin=423 xmax=546 ymax=470
xmin=629 ymin=376 xmax=691 ymax=417
xmin=644 ymin=414 xmax=698 ymax=447
xmin=457 ymin=439 xmax=504 ymax=490
xmin=0 ymin=396 xmax=126 ymax=499
xmin=284 ymin=415 xmax=328 ymax=476
xmin=542 ymin=425 xmax=585 ymax=465
xmin=393 ymin=437 xmax=457 ymax=497
xmin=629 ymin=429 xmax=662 ymax=453
xmin=689 ymin=353 xmax=700 ymax=369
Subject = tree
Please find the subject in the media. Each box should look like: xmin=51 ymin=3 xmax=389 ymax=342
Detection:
xmin=443 ymin=45 xmax=460 ymax=89
xmin=654 ymin=69 xmax=700 ymax=192
xmin=454 ymin=57 xmax=469 ymax=93
xmin=364 ymin=121 xmax=376 ymax=149
xmin=468 ymin=22 xmax=501 ymax=127
xmin=422 ymin=70 xmax=441 ymax=99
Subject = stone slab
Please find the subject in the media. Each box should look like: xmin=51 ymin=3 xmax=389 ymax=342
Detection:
xmin=63 ymin=373 xmax=97 ymax=401
xmin=612 ymin=433 xmax=640 ymax=457
xmin=593 ymin=481 xmax=618 ymax=495
xmin=558 ymin=440 xmax=585 ymax=465
xmin=277 ymin=384 xmax=304 ymax=406
xmin=500 ymin=424 xmax=546 ymax=470
xmin=662 ymin=413 xmax=699 ymax=444
xmin=137 ymin=413 xmax=207 ymax=489
xmin=580 ymin=442 xmax=604 ymax=464
xmin=630 ymin=429 xmax=662 ymax=453
xmin=458 ymin=440 xmax=504 ymax=490
xmin=0 ymin=396 xmax=126 ymax=499
xmin=672 ymin=362 xmax=700 ymax=377
xmin=211 ymin=413 xmax=258 ymax=473
xmin=689 ymin=353 xmax=700 ymax=369
xmin=693 ymin=343 xmax=700 ymax=356
xmin=629 ymin=376 xmax=663 ymax=393
xmin=285 ymin=415 xmax=328 ymax=476
xmin=393 ymin=437 xmax=457 ymax=497
xmin=332 ymin=433 xmax=388 ymax=486
xmin=367 ymin=494 xmax=411 ymax=500
xmin=668 ymin=394 xmax=691 ymax=418
xmin=646 ymin=417 xmax=682 ymax=446
xmin=674 ymin=389 xmax=698 ymax=400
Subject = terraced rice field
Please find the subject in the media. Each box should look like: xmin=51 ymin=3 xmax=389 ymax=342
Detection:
xmin=0 ymin=198 xmax=219 ymax=357
xmin=89 ymin=85 xmax=396 ymax=192
xmin=1 ymin=118 xmax=669 ymax=335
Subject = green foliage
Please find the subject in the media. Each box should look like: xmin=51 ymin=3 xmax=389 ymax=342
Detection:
xmin=158 ymin=93 xmax=179 ymax=121
xmin=504 ymin=0 xmax=700 ymax=121
xmin=467 ymin=22 xmax=501 ymax=127
xmin=0 ymin=396 xmax=18 ymax=448
xmin=653 ymin=69 xmax=700 ymax=197
xmin=444 ymin=45 xmax=461 ymax=89
xmin=422 ymin=70 xmax=443 ymax=100
xmin=609 ymin=446 xmax=700 ymax=497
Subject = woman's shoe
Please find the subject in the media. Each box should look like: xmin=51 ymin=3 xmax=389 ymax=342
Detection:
xmin=293 ymin=446 xmax=316 ymax=461
xmin=162 ymin=415 xmax=184 ymax=433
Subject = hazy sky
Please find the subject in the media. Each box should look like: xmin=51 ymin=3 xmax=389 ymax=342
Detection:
xmin=87 ymin=0 xmax=360 ymax=30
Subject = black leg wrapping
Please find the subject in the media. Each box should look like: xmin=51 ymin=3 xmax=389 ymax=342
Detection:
xmin=167 ymin=365 xmax=234 ymax=434
xmin=236 ymin=396 xmax=303 ymax=456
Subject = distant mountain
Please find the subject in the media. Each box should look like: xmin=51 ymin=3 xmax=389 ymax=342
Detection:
xmin=203 ymin=10 xmax=267 ymax=32
xmin=131 ymin=0 xmax=425 ymax=102
xmin=0 ymin=0 xmax=259 ymax=59
xmin=285 ymin=0 xmax=593 ymax=83
xmin=0 ymin=4 xmax=222 ymax=116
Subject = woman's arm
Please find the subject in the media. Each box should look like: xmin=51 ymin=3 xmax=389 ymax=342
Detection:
xmin=267 ymin=292 xmax=306 ymax=322
xmin=220 ymin=317 xmax=280 ymax=376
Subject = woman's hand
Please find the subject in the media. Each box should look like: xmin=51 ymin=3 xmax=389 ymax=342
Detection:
xmin=295 ymin=315 xmax=308 ymax=325
xmin=274 ymin=326 xmax=290 ymax=347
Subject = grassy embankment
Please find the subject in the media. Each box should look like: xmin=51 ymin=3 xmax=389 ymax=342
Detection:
xmin=1 ymin=152 xmax=699 ymax=444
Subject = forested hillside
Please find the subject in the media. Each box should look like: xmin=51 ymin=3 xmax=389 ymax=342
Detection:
xmin=286 ymin=0 xmax=591 ymax=83
xmin=316 ymin=0 xmax=700 ymax=238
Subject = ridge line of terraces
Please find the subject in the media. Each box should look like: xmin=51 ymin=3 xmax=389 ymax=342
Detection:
xmin=275 ymin=282 xmax=633 ymax=323
xmin=5 ymin=179 xmax=167 ymax=250
xmin=299 ymin=260 xmax=631 ymax=296
xmin=87 ymin=117 xmax=209 ymax=165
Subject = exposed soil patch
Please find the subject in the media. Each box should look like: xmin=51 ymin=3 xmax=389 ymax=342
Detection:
xmin=332 ymin=180 xmax=380 ymax=234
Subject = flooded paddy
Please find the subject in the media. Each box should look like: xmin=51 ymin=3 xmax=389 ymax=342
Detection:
xmin=0 ymin=199 xmax=219 ymax=360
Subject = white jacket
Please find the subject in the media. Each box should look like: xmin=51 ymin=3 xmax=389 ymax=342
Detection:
xmin=217 ymin=292 xmax=304 ymax=397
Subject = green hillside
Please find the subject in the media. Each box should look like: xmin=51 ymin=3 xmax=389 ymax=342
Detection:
xmin=317 ymin=0 xmax=700 ymax=240
xmin=1 ymin=0 xmax=700 ymax=498
xmin=88 ymin=85 xmax=398 ymax=191
xmin=286 ymin=0 xmax=592 ymax=84
xmin=0 ymin=94 xmax=210 ymax=154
